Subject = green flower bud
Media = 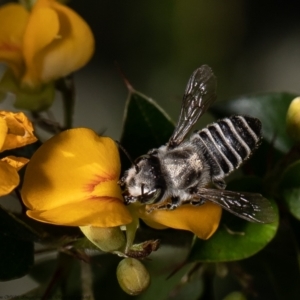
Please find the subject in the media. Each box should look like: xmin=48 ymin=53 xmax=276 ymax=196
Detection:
xmin=80 ymin=226 xmax=126 ymax=252
xmin=117 ymin=258 xmax=150 ymax=295
xmin=0 ymin=70 xmax=55 ymax=112
xmin=286 ymin=97 xmax=300 ymax=141
xmin=223 ymin=291 xmax=247 ymax=300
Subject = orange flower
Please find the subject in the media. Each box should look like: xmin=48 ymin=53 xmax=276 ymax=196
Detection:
xmin=0 ymin=0 xmax=94 ymax=88
xmin=21 ymin=128 xmax=221 ymax=239
xmin=0 ymin=111 xmax=37 ymax=196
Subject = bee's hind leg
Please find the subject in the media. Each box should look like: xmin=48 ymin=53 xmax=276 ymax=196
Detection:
xmin=179 ymin=194 xmax=206 ymax=207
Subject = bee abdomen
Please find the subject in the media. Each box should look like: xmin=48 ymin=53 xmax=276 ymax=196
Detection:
xmin=193 ymin=115 xmax=261 ymax=178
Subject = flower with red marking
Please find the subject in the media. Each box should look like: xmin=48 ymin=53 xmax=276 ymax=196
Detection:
xmin=21 ymin=128 xmax=221 ymax=240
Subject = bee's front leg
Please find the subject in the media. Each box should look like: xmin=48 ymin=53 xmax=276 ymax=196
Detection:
xmin=146 ymin=197 xmax=180 ymax=213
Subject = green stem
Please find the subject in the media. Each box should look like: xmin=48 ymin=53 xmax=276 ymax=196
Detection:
xmin=55 ymin=76 xmax=76 ymax=129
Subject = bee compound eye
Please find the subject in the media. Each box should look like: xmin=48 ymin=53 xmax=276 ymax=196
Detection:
xmin=139 ymin=189 xmax=162 ymax=205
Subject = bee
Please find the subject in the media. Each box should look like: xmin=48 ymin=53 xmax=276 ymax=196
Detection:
xmin=119 ymin=65 xmax=275 ymax=223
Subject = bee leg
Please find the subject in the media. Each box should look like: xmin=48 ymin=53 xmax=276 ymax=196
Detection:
xmin=212 ymin=178 xmax=226 ymax=189
xmin=123 ymin=194 xmax=138 ymax=205
xmin=118 ymin=176 xmax=126 ymax=186
xmin=167 ymin=196 xmax=180 ymax=210
xmin=190 ymin=196 xmax=206 ymax=206
xmin=146 ymin=197 xmax=179 ymax=213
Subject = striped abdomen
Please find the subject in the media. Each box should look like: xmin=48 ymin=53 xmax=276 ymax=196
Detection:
xmin=193 ymin=115 xmax=262 ymax=181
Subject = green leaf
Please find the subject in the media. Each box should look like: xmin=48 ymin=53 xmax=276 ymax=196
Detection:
xmin=213 ymin=224 xmax=300 ymax=299
xmin=239 ymin=139 xmax=283 ymax=178
xmin=120 ymin=87 xmax=174 ymax=169
xmin=0 ymin=234 xmax=34 ymax=281
xmin=237 ymin=223 xmax=300 ymax=299
xmin=280 ymin=160 xmax=300 ymax=220
xmin=210 ymin=92 xmax=298 ymax=153
xmin=188 ymin=179 xmax=279 ymax=262
xmin=280 ymin=160 xmax=300 ymax=189
xmin=282 ymin=189 xmax=300 ymax=220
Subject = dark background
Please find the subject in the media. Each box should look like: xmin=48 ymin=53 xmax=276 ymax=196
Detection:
xmin=2 ymin=0 xmax=300 ymax=137
xmin=69 ymin=0 xmax=300 ymax=138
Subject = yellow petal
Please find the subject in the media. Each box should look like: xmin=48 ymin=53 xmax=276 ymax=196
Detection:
xmin=0 ymin=111 xmax=37 ymax=151
xmin=0 ymin=117 xmax=8 ymax=150
xmin=0 ymin=160 xmax=19 ymax=196
xmin=27 ymin=197 xmax=132 ymax=227
xmin=0 ymin=4 xmax=29 ymax=78
xmin=137 ymin=202 xmax=222 ymax=240
xmin=22 ymin=0 xmax=94 ymax=86
xmin=22 ymin=128 xmax=132 ymax=226
xmin=1 ymin=156 xmax=29 ymax=171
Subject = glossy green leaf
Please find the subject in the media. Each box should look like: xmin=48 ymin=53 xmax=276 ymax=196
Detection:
xmin=120 ymin=87 xmax=174 ymax=169
xmin=237 ymin=223 xmax=300 ymax=299
xmin=210 ymin=92 xmax=298 ymax=153
xmin=280 ymin=160 xmax=300 ymax=220
xmin=188 ymin=179 xmax=278 ymax=262
xmin=239 ymin=139 xmax=283 ymax=178
xmin=280 ymin=160 xmax=300 ymax=189
xmin=0 ymin=234 xmax=34 ymax=281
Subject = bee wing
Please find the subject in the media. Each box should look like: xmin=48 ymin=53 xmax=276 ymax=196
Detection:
xmin=194 ymin=188 xmax=276 ymax=223
xmin=168 ymin=65 xmax=217 ymax=148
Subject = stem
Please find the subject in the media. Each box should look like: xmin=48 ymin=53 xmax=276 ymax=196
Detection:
xmin=55 ymin=76 xmax=76 ymax=129
xmin=41 ymin=252 xmax=74 ymax=300
xmin=31 ymin=111 xmax=63 ymax=134
xmin=80 ymin=261 xmax=95 ymax=300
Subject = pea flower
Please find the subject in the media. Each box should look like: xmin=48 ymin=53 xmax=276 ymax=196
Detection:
xmin=21 ymin=128 xmax=221 ymax=240
xmin=0 ymin=0 xmax=94 ymax=87
xmin=0 ymin=111 xmax=37 ymax=196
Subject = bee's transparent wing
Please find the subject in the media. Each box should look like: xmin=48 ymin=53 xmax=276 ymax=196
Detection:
xmin=168 ymin=65 xmax=217 ymax=148
xmin=192 ymin=188 xmax=276 ymax=223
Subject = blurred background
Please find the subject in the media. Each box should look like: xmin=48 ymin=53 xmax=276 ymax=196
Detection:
xmin=1 ymin=0 xmax=300 ymax=296
xmin=1 ymin=0 xmax=300 ymax=140
xmin=72 ymin=0 xmax=300 ymax=138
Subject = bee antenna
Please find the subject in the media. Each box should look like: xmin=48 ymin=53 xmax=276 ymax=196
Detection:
xmin=115 ymin=141 xmax=139 ymax=172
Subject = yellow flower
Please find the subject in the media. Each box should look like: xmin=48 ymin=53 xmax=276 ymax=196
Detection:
xmin=0 ymin=0 xmax=94 ymax=88
xmin=22 ymin=128 xmax=132 ymax=226
xmin=0 ymin=111 xmax=37 ymax=196
xmin=21 ymin=128 xmax=221 ymax=239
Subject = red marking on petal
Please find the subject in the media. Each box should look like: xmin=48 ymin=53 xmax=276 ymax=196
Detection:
xmin=0 ymin=42 xmax=21 ymax=52
xmin=83 ymin=173 xmax=116 ymax=193
xmin=87 ymin=195 xmax=120 ymax=202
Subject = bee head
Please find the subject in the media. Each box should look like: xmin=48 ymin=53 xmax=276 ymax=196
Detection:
xmin=121 ymin=153 xmax=165 ymax=205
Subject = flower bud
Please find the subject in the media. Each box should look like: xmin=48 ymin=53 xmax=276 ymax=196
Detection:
xmin=286 ymin=97 xmax=300 ymax=141
xmin=80 ymin=226 xmax=125 ymax=252
xmin=116 ymin=258 xmax=150 ymax=295
xmin=223 ymin=291 xmax=247 ymax=300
